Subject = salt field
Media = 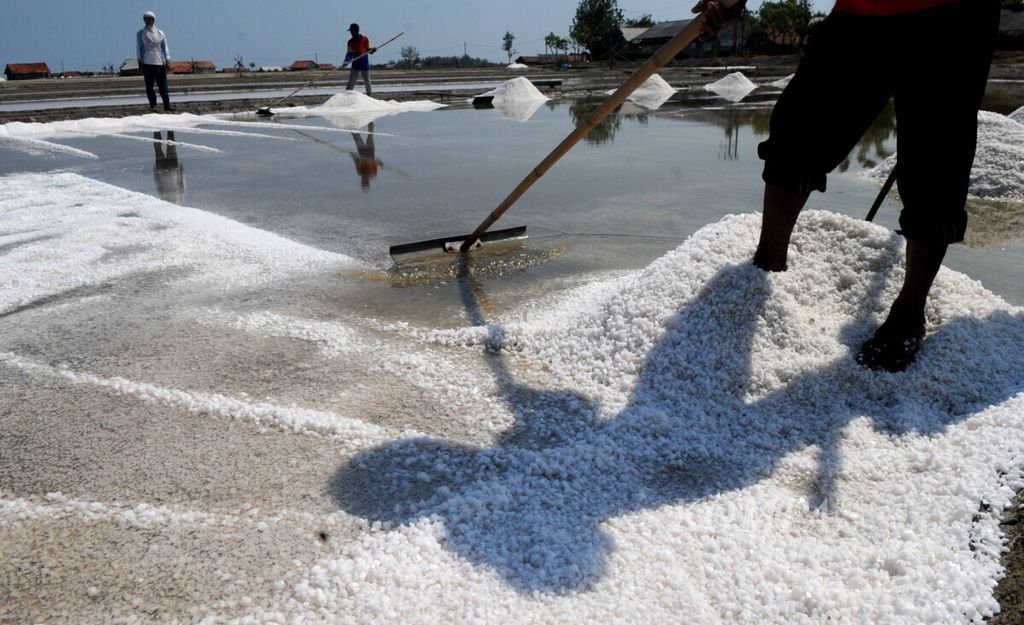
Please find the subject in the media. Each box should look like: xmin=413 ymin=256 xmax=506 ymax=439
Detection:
xmin=3 ymin=83 xmax=1024 ymax=624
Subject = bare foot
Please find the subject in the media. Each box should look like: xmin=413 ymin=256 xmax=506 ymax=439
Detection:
xmin=856 ymin=308 xmax=926 ymax=373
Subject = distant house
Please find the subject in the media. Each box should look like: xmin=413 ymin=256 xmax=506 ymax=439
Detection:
xmin=167 ymin=60 xmax=217 ymax=74
xmin=5 ymin=62 xmax=52 ymax=80
xmin=290 ymin=60 xmax=318 ymax=71
xmin=167 ymin=61 xmax=194 ymax=74
xmin=627 ymin=19 xmax=748 ymax=56
xmin=119 ymin=58 xmax=141 ymax=76
xmin=316 ymin=63 xmax=336 ymax=71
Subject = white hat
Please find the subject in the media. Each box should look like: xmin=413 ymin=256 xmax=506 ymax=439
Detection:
xmin=143 ymin=10 xmax=156 ymax=19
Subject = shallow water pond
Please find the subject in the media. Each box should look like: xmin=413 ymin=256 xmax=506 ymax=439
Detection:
xmin=2 ymin=93 xmax=1022 ymax=322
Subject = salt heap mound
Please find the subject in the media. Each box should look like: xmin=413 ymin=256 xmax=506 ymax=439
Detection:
xmin=769 ymin=74 xmax=794 ymax=89
xmin=269 ymin=211 xmax=1024 ymax=625
xmin=704 ymin=71 xmax=757 ymax=102
xmin=507 ymin=62 xmax=529 ymax=70
xmin=477 ymin=76 xmax=549 ymax=103
xmin=271 ymin=91 xmax=445 ymax=127
xmin=866 ymin=110 xmax=1024 ymax=202
xmin=1010 ymin=105 xmax=1024 ymax=125
xmin=474 ymin=77 xmax=550 ymax=122
xmin=624 ymin=74 xmax=676 ymax=109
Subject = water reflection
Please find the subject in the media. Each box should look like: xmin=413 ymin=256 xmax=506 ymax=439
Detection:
xmin=679 ymin=101 xmax=897 ymax=168
xmin=152 ymin=131 xmax=185 ymax=204
xmin=350 ymin=122 xmax=382 ymax=192
xmin=568 ymin=99 xmax=653 ymax=146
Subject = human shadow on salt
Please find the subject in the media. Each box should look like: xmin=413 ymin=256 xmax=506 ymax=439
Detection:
xmin=330 ymin=260 xmax=1024 ymax=594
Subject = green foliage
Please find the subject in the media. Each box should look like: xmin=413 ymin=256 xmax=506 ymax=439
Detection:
xmin=1002 ymin=0 xmax=1023 ymax=7
xmin=412 ymin=55 xmax=494 ymax=69
xmin=571 ymin=0 xmax=624 ymax=58
xmin=502 ymin=31 xmax=517 ymax=63
xmin=624 ymin=13 xmax=655 ymax=28
xmin=754 ymin=0 xmax=814 ymax=48
xmin=544 ymin=33 xmax=572 ymax=63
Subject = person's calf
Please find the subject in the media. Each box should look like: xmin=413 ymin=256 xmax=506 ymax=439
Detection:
xmin=752 ymin=183 xmax=808 ymax=272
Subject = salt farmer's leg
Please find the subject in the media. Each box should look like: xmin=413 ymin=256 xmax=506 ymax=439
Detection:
xmin=346 ymin=67 xmax=358 ymax=91
xmin=363 ymin=70 xmax=372 ymax=95
xmin=143 ymin=65 xmax=158 ymax=108
xmin=157 ymin=65 xmax=171 ymax=109
xmin=857 ymin=0 xmax=999 ymax=371
xmin=754 ymin=12 xmax=891 ymax=271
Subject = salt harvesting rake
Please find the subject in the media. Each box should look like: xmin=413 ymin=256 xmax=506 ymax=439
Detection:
xmin=388 ymin=0 xmax=742 ymax=264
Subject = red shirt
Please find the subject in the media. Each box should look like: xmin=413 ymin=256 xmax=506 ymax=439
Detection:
xmin=833 ymin=0 xmax=961 ymax=15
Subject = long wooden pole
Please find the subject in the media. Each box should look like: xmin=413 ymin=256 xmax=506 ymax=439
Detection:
xmin=260 ymin=32 xmax=403 ymax=111
xmin=459 ymin=2 xmax=738 ymax=252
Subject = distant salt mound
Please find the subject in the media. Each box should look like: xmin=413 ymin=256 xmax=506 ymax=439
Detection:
xmin=477 ymin=76 xmax=550 ymax=103
xmin=866 ymin=110 xmax=1024 ymax=202
xmin=319 ymin=91 xmax=442 ymax=113
xmin=507 ymin=63 xmax=529 ymax=70
xmin=621 ymin=74 xmax=677 ymax=109
xmin=473 ymin=77 xmax=551 ymax=122
xmin=267 ymin=92 xmax=445 ymax=127
xmin=704 ymin=71 xmax=758 ymax=102
xmin=769 ymin=74 xmax=794 ymax=89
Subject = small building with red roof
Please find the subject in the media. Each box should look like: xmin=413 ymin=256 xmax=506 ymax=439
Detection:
xmin=5 ymin=63 xmax=52 ymax=80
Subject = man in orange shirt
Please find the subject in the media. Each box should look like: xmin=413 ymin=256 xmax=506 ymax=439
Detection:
xmin=345 ymin=23 xmax=377 ymax=95
xmin=699 ymin=0 xmax=1000 ymax=372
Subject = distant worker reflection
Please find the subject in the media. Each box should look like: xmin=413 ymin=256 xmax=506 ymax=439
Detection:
xmin=350 ymin=122 xmax=382 ymax=192
xmin=152 ymin=131 xmax=185 ymax=204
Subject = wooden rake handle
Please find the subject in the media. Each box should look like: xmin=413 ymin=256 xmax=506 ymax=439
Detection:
xmin=459 ymin=1 xmax=741 ymax=252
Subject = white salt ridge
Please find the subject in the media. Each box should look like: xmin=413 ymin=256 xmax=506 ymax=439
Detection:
xmin=238 ymin=211 xmax=1024 ymax=624
xmin=769 ymin=74 xmax=794 ymax=89
xmin=1011 ymin=105 xmax=1024 ymax=125
xmin=704 ymin=71 xmax=758 ymax=102
xmin=866 ymin=110 xmax=1024 ymax=202
xmin=616 ymin=74 xmax=676 ymax=110
xmin=507 ymin=63 xmax=530 ymax=70
xmin=0 ymin=134 xmax=98 ymax=159
xmin=0 ymin=350 xmax=405 ymax=445
xmin=271 ymin=91 xmax=445 ymax=128
xmin=0 ymin=172 xmax=361 ymax=314
xmin=66 ymin=129 xmax=223 ymax=153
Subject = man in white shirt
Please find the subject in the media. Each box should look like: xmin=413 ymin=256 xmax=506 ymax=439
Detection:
xmin=136 ymin=10 xmax=173 ymax=111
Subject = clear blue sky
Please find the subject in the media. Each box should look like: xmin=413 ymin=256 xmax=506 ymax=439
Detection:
xmin=0 ymin=0 xmax=835 ymax=73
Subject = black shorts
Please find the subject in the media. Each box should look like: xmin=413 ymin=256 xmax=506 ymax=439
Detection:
xmin=758 ymin=0 xmax=1000 ymax=245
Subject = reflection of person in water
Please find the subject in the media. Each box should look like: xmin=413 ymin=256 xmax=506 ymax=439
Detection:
xmin=350 ymin=122 xmax=382 ymax=191
xmin=152 ymin=131 xmax=185 ymax=204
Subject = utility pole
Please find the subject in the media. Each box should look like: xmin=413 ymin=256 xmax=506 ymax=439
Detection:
xmin=464 ymin=42 xmax=467 ymax=56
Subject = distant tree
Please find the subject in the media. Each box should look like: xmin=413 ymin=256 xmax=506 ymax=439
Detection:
xmin=756 ymin=0 xmax=813 ymax=48
xmin=417 ymin=55 xmax=494 ymax=68
xmin=624 ymin=13 xmax=655 ymax=28
xmin=571 ymin=0 xmax=624 ymax=59
xmin=400 ymin=45 xmax=420 ymax=67
xmin=502 ymin=31 xmax=517 ymax=63
xmin=544 ymin=32 xmax=558 ymax=59
xmin=1003 ymin=0 xmax=1023 ymax=6
xmin=554 ymin=35 xmax=571 ymax=63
